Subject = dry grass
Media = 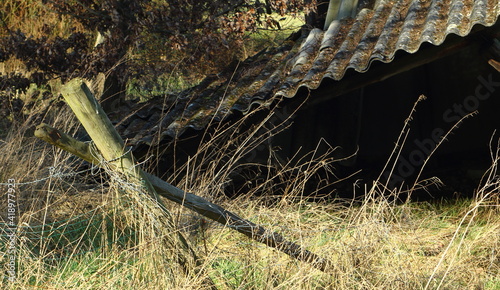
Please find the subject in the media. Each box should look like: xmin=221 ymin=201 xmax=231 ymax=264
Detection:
xmin=0 ymin=90 xmax=499 ymax=289
xmin=2 ymin=2 xmax=498 ymax=288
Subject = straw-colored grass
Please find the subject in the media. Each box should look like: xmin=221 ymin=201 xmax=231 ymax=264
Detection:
xmin=0 ymin=88 xmax=499 ymax=289
xmin=0 ymin=3 xmax=498 ymax=288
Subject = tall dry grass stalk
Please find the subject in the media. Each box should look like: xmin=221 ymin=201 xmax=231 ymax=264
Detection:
xmin=166 ymin=97 xmax=342 ymax=203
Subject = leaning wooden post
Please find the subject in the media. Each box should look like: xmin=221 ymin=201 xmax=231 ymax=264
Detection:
xmin=60 ymin=78 xmax=156 ymax=197
xmin=58 ymin=78 xmax=205 ymax=274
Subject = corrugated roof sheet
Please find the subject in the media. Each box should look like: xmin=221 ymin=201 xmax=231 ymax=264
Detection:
xmin=118 ymin=0 xmax=500 ymax=147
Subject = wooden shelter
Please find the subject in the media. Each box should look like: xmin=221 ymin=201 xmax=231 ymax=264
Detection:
xmin=108 ymin=0 xmax=500 ymax=197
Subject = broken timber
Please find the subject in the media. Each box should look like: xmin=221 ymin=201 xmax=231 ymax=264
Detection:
xmin=35 ymin=78 xmax=330 ymax=272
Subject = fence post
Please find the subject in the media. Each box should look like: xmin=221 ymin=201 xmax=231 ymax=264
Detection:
xmin=60 ymin=78 xmax=157 ymax=197
xmin=58 ymin=78 xmax=210 ymax=280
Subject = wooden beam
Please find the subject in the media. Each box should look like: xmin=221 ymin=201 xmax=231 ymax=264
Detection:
xmin=35 ymin=123 xmax=331 ymax=271
xmin=35 ymin=123 xmax=96 ymax=162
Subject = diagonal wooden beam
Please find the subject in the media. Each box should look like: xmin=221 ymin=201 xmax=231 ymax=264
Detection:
xmin=489 ymin=59 xmax=500 ymax=72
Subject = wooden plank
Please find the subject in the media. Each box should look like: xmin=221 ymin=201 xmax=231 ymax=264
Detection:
xmin=35 ymin=123 xmax=331 ymax=271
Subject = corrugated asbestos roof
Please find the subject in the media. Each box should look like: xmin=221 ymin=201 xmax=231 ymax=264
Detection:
xmin=117 ymin=0 xmax=500 ymax=147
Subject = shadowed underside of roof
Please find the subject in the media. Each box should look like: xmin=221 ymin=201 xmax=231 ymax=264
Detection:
xmin=117 ymin=0 xmax=500 ymax=147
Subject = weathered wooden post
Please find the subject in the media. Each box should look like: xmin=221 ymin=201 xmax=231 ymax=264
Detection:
xmin=59 ymin=78 xmax=157 ymax=198
xmin=57 ymin=78 xmax=211 ymax=282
